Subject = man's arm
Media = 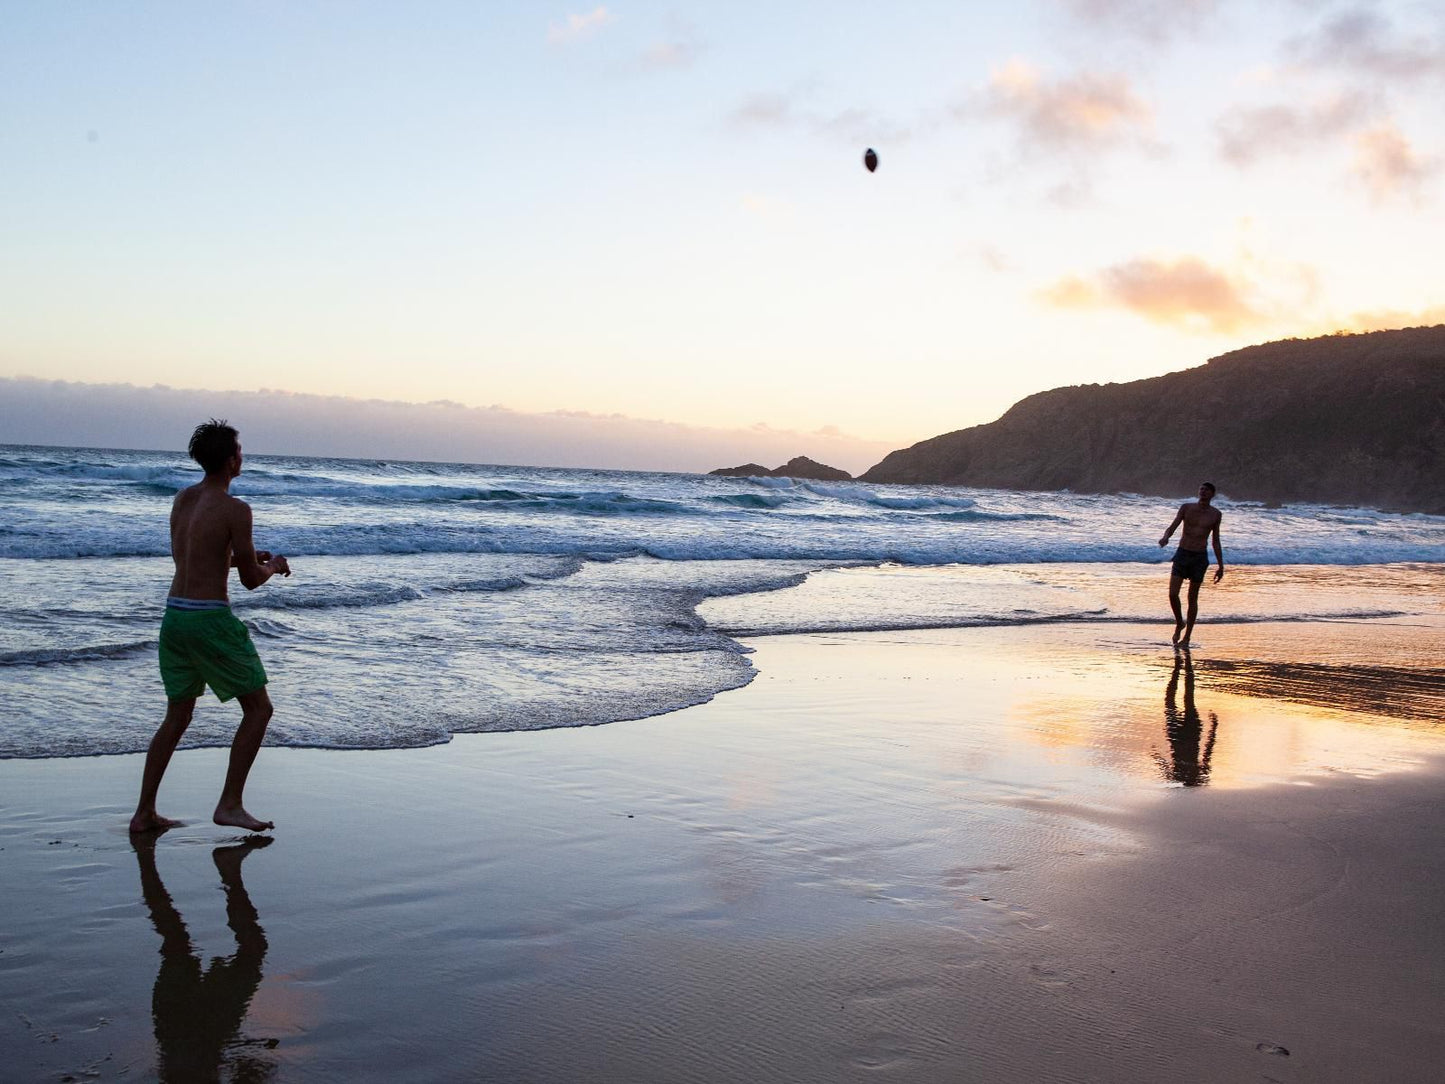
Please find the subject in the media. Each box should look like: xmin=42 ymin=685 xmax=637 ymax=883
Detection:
xmin=1211 ymin=518 xmax=1224 ymax=583
xmin=231 ymin=501 xmax=290 ymax=590
xmin=1158 ymin=505 xmax=1186 ymax=547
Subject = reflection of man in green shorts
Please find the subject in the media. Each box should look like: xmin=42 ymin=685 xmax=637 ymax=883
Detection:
xmin=130 ymin=420 xmax=292 ymax=835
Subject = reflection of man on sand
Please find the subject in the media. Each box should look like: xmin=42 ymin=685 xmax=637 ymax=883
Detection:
xmin=1154 ymin=652 xmax=1218 ymax=787
xmin=133 ymin=835 xmax=277 ymax=1082
xmin=1158 ymin=482 xmax=1225 ymax=647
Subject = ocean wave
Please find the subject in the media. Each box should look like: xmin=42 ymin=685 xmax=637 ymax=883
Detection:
xmin=929 ymin=509 xmax=1065 ymax=523
xmin=713 ymin=607 xmax=1413 ymax=638
xmin=5 ymin=524 xmax=1445 ymax=567
xmin=799 ymin=483 xmax=980 ymax=511
xmin=238 ymin=481 xmax=535 ymax=502
xmin=236 ymin=582 xmax=426 ymax=610
xmin=1 ymin=640 xmax=155 ymax=666
xmin=709 ymin=493 xmax=792 ymax=509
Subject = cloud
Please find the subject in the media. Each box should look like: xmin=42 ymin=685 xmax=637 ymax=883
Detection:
xmin=1287 ymin=8 xmax=1445 ymax=82
xmin=977 ymin=244 xmax=1015 ymax=273
xmin=638 ymin=22 xmax=703 ymax=71
xmin=547 ymin=6 xmax=615 ymax=45
xmin=1037 ymin=275 xmax=1100 ymax=308
xmin=1351 ymin=123 xmax=1437 ymax=202
xmin=639 ymin=39 xmax=700 ymax=70
xmin=1038 ymin=256 xmax=1265 ymax=333
xmin=0 ymin=378 xmax=896 ymax=476
xmin=729 ymin=93 xmax=793 ymax=127
xmin=1057 ymin=0 xmax=1223 ymax=43
xmin=726 ymin=90 xmax=910 ymax=145
xmin=1333 ymin=304 xmax=1445 ymax=333
xmin=978 ymin=58 xmax=1154 ymax=154
xmin=1215 ymin=92 xmax=1377 ymax=165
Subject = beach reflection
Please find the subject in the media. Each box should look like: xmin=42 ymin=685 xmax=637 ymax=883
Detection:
xmin=1156 ymin=651 xmax=1217 ymax=787
xmin=133 ymin=835 xmax=278 ymax=1083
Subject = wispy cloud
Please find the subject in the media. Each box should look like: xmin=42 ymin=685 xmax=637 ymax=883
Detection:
xmin=1351 ymin=123 xmax=1437 ymax=202
xmin=1215 ymin=91 xmax=1377 ymax=166
xmin=961 ymin=59 xmax=1158 ymax=202
xmin=726 ymin=90 xmax=909 ymax=145
xmin=1056 ymin=0 xmax=1223 ymax=44
xmin=977 ymin=244 xmax=1015 ymax=273
xmin=980 ymin=59 xmax=1154 ymax=154
xmin=547 ymin=6 xmax=616 ymax=45
xmin=639 ymin=39 xmax=699 ymax=70
xmin=1287 ymin=8 xmax=1445 ymax=83
xmin=1039 ymin=256 xmax=1265 ymax=333
xmin=729 ymin=93 xmax=793 ymax=127
xmin=638 ymin=22 xmax=703 ymax=71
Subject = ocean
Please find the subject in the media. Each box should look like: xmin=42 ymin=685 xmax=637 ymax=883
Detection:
xmin=2 ymin=443 xmax=1442 ymax=758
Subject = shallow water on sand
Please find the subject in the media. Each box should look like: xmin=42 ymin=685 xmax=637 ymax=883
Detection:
xmin=2 ymin=622 xmax=1441 ymax=1082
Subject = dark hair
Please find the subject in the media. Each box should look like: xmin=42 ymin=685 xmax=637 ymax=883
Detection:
xmin=1201 ymin=481 xmax=1217 ymax=494
xmin=188 ymin=419 xmax=240 ymax=474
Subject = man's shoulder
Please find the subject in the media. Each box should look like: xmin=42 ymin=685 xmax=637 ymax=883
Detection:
xmin=180 ymin=486 xmax=250 ymax=518
xmin=222 ymin=493 xmax=253 ymax=519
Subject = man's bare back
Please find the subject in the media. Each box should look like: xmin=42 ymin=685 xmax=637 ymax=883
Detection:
xmin=131 ymin=421 xmax=290 ymax=835
xmin=170 ymin=484 xmax=261 ymax=601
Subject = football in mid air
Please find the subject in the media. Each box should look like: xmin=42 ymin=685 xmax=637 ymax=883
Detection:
xmin=863 ymin=148 xmax=878 ymax=173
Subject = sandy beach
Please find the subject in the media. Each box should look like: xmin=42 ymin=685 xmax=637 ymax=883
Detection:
xmin=2 ymin=617 xmax=1443 ymax=1082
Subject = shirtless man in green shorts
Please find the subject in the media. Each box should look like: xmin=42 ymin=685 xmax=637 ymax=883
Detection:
xmin=1158 ymin=481 xmax=1224 ymax=648
xmin=130 ymin=420 xmax=291 ymax=834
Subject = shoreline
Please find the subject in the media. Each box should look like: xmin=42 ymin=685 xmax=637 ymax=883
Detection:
xmin=6 ymin=558 xmax=1444 ymax=762
xmin=2 ymin=619 xmax=1443 ymax=1081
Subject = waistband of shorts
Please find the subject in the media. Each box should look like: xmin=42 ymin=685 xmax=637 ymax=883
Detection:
xmin=166 ymin=597 xmax=231 ymax=612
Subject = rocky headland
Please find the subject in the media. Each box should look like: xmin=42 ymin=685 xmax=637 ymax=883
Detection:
xmin=710 ymin=456 xmax=852 ymax=481
xmin=861 ymin=326 xmax=1445 ymax=513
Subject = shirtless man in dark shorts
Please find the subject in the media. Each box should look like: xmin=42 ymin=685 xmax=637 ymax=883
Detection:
xmin=130 ymin=420 xmax=291 ymax=834
xmin=1158 ymin=482 xmax=1224 ymax=648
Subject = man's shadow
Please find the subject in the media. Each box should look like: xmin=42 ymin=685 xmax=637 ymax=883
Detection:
xmin=132 ymin=834 xmax=278 ymax=1083
xmin=1154 ymin=650 xmax=1219 ymax=787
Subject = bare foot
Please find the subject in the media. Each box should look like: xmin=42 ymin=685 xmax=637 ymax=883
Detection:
xmin=129 ymin=812 xmax=183 ymax=834
xmin=1172 ymin=622 xmax=1185 ymax=644
xmin=213 ymin=805 xmax=274 ymax=832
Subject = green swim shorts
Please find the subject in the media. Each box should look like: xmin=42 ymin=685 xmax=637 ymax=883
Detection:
xmin=158 ymin=606 xmax=268 ymax=702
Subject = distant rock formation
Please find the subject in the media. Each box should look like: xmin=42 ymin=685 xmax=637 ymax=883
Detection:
xmin=710 ymin=456 xmax=853 ymax=481
xmin=860 ymin=326 xmax=1445 ymax=513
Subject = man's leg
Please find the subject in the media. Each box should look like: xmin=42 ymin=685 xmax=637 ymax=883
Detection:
xmin=213 ymin=688 xmax=275 ymax=832
xmin=1181 ymin=579 xmax=1203 ymax=645
xmin=130 ymin=698 xmax=196 ymax=833
xmin=1168 ymin=574 xmax=1186 ymax=643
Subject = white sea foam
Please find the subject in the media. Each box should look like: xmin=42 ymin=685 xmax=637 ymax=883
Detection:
xmin=2 ymin=444 xmax=1442 ymax=758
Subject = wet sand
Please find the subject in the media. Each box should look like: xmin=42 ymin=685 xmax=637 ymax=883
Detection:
xmin=2 ymin=620 xmax=1442 ymax=1082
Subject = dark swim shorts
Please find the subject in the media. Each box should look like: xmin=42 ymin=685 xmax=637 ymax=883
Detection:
xmin=1170 ymin=547 xmax=1210 ymax=585
xmin=158 ymin=606 xmax=268 ymax=702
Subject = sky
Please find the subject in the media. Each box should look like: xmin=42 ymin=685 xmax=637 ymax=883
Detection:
xmin=2 ymin=1 xmax=1442 ymax=467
